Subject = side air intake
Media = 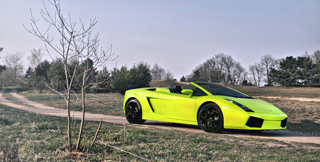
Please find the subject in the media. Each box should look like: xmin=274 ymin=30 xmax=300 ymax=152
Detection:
xmin=246 ymin=116 xmax=264 ymax=128
xmin=281 ymin=118 xmax=287 ymax=128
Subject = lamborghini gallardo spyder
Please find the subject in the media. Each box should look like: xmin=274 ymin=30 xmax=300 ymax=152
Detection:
xmin=123 ymin=82 xmax=288 ymax=133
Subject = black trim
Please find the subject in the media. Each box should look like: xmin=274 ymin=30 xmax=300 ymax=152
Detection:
xmin=246 ymin=116 xmax=264 ymax=128
xmin=146 ymin=97 xmax=154 ymax=112
xmin=281 ymin=118 xmax=287 ymax=127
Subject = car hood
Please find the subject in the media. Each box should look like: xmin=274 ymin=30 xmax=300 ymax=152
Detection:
xmin=222 ymin=96 xmax=284 ymax=114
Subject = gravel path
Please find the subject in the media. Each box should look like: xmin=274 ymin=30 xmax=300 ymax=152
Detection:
xmin=1 ymin=88 xmax=320 ymax=145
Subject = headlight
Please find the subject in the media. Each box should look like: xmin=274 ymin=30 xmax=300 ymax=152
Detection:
xmin=225 ymin=99 xmax=254 ymax=112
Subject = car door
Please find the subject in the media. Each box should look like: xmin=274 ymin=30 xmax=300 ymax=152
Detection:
xmin=158 ymin=92 xmax=196 ymax=122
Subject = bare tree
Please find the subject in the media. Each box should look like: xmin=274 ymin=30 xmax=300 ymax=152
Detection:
xmin=260 ymin=54 xmax=278 ymax=86
xmin=249 ymin=65 xmax=257 ymax=86
xmin=311 ymin=50 xmax=320 ymax=84
xmin=0 ymin=70 xmax=10 ymax=87
xmin=24 ymin=0 xmax=117 ymax=151
xmin=4 ymin=53 xmax=24 ymax=86
xmin=28 ymin=48 xmax=44 ymax=70
xmin=249 ymin=63 xmax=264 ymax=86
xmin=240 ymin=71 xmax=249 ymax=85
xmin=191 ymin=57 xmax=224 ymax=82
xmin=25 ymin=0 xmax=78 ymax=150
xmin=163 ymin=69 xmax=174 ymax=81
xmin=150 ymin=63 xmax=165 ymax=80
xmin=187 ymin=53 xmax=246 ymax=85
xmin=232 ymin=62 xmax=246 ymax=85
xmin=220 ymin=54 xmax=234 ymax=83
xmin=0 ymin=48 xmax=6 ymax=85
xmin=74 ymin=34 xmax=116 ymax=150
xmin=255 ymin=63 xmax=264 ymax=87
xmin=312 ymin=50 xmax=320 ymax=64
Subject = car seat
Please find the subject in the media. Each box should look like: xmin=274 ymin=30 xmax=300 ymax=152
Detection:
xmin=172 ymin=85 xmax=182 ymax=93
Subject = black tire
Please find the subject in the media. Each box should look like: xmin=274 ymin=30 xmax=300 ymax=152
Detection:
xmin=198 ymin=103 xmax=224 ymax=133
xmin=125 ymin=99 xmax=145 ymax=124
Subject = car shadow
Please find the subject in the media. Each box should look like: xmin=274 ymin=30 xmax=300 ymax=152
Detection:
xmin=144 ymin=121 xmax=201 ymax=129
xmin=143 ymin=120 xmax=320 ymax=137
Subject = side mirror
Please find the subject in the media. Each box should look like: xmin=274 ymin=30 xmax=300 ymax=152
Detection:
xmin=181 ymin=89 xmax=193 ymax=96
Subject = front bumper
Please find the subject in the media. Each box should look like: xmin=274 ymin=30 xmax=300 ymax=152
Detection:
xmin=225 ymin=113 xmax=288 ymax=130
xmin=246 ymin=116 xmax=287 ymax=130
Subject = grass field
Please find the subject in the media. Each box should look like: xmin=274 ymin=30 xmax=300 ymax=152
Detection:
xmin=1 ymin=82 xmax=320 ymax=161
xmin=1 ymin=104 xmax=320 ymax=161
xmin=18 ymin=90 xmax=125 ymax=117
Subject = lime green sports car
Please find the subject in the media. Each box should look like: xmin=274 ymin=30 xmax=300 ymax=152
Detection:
xmin=123 ymin=82 xmax=288 ymax=133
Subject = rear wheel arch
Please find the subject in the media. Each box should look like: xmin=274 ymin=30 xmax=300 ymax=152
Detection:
xmin=125 ymin=97 xmax=138 ymax=106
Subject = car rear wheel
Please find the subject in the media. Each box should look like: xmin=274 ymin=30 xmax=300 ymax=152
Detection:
xmin=198 ymin=103 xmax=223 ymax=133
xmin=125 ymin=99 xmax=145 ymax=124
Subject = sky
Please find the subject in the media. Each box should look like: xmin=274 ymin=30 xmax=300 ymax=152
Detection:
xmin=0 ymin=0 xmax=319 ymax=80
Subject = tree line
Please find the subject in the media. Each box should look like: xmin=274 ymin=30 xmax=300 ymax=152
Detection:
xmin=184 ymin=51 xmax=320 ymax=87
xmin=270 ymin=51 xmax=320 ymax=87
xmin=1 ymin=50 xmax=320 ymax=91
xmin=0 ymin=48 xmax=174 ymax=95
xmin=22 ymin=56 xmax=177 ymax=95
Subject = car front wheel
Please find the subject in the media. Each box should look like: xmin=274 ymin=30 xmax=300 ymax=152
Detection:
xmin=198 ymin=103 xmax=223 ymax=133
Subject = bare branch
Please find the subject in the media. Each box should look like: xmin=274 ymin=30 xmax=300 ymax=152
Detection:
xmin=45 ymin=82 xmax=67 ymax=101
xmin=89 ymin=119 xmax=102 ymax=149
xmin=100 ymin=141 xmax=151 ymax=162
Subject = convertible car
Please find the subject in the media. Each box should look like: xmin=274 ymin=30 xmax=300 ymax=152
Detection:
xmin=123 ymin=82 xmax=288 ymax=133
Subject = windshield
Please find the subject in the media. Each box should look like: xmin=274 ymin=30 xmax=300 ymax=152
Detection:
xmin=194 ymin=82 xmax=251 ymax=98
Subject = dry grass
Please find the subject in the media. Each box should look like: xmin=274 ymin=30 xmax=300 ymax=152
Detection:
xmin=256 ymin=96 xmax=320 ymax=135
xmin=228 ymin=85 xmax=320 ymax=98
xmin=1 ymin=104 xmax=320 ymax=161
xmin=150 ymin=80 xmax=176 ymax=87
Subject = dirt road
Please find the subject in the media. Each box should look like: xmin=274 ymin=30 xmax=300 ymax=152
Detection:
xmin=1 ymin=89 xmax=319 ymax=145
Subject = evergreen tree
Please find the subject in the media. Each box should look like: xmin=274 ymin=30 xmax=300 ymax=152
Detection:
xmin=110 ymin=62 xmax=152 ymax=95
xmin=34 ymin=60 xmax=51 ymax=81
xmin=95 ymin=67 xmax=111 ymax=92
xmin=47 ymin=59 xmax=65 ymax=91
xmin=270 ymin=56 xmax=318 ymax=86
xmin=110 ymin=66 xmax=131 ymax=95
xmin=129 ymin=62 xmax=151 ymax=88
xmin=29 ymin=60 xmax=51 ymax=92
xmin=25 ymin=67 xmax=33 ymax=78
xmin=180 ymin=76 xmax=186 ymax=82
